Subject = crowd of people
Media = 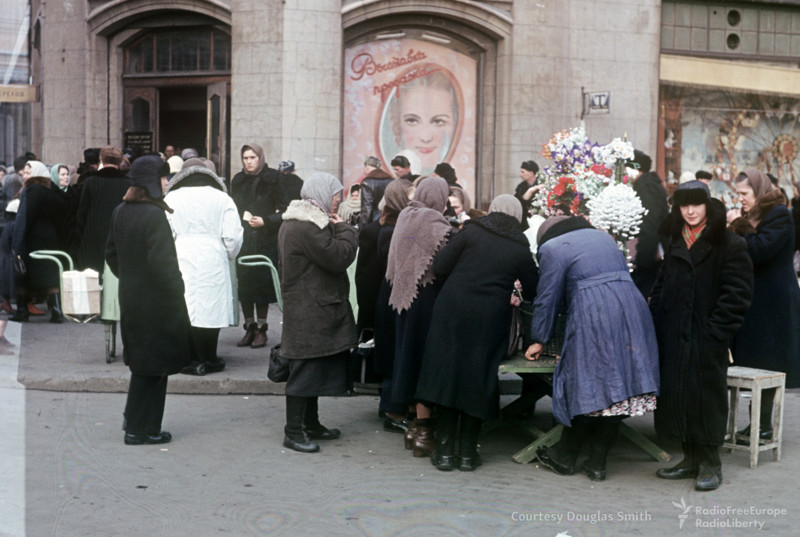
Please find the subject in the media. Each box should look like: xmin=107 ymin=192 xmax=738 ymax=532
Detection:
xmin=4 ymin=144 xmax=799 ymax=494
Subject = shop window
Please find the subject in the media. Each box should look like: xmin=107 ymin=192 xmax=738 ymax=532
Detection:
xmin=125 ymin=28 xmax=230 ymax=75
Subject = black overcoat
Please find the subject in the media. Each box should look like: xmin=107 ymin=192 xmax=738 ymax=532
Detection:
xmin=650 ymin=202 xmax=753 ymax=445
xmin=414 ymin=214 xmax=539 ymax=420
xmin=731 ymin=196 xmax=800 ymax=388
xmin=12 ymin=178 xmax=65 ymax=289
xmin=277 ymin=200 xmax=359 ymax=359
xmin=631 ymin=171 xmax=669 ymax=297
xmin=354 ymin=219 xmax=382 ymax=330
xmin=105 ymin=194 xmax=192 ymax=376
xmin=77 ymin=168 xmax=130 ymax=272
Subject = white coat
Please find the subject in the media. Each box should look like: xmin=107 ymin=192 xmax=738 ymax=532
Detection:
xmin=165 ymin=175 xmax=243 ymax=328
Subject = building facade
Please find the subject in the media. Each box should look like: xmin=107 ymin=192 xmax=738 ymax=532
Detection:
xmin=5 ymin=1 xmax=797 ymax=206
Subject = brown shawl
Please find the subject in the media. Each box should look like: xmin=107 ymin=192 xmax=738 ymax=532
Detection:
xmin=379 ymin=179 xmax=413 ymax=226
xmin=386 ymin=177 xmax=450 ymax=312
xmin=241 ymin=142 xmax=266 ymax=176
xmin=739 ymin=168 xmax=781 ymax=227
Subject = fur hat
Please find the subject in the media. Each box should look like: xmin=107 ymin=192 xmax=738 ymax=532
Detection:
xmin=673 ymin=180 xmax=710 ymax=206
xmin=128 ymin=155 xmax=170 ymax=199
xmin=364 ymin=156 xmax=382 ymax=169
xmin=521 ymin=160 xmax=539 ymax=174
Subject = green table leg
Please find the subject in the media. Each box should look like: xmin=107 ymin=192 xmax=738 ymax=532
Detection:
xmin=512 ymin=425 xmax=563 ymax=464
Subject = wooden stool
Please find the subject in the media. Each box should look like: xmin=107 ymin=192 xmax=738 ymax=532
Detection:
xmin=724 ymin=366 xmax=785 ymax=469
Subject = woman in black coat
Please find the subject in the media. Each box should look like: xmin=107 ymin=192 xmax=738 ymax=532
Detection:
xmin=230 ymin=143 xmax=290 ymax=349
xmin=728 ymin=169 xmax=800 ymax=440
xmin=278 ymin=172 xmax=358 ymax=454
xmin=651 ymin=181 xmax=753 ymax=491
xmin=416 ymin=195 xmax=538 ymax=471
xmin=105 ymin=155 xmax=192 ymax=445
xmin=10 ymin=161 xmax=66 ymax=323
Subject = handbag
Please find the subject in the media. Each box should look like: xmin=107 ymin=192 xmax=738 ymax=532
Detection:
xmin=267 ymin=344 xmax=289 ymax=382
xmin=12 ymin=250 xmax=26 ymax=277
xmin=506 ymin=305 xmax=523 ymax=358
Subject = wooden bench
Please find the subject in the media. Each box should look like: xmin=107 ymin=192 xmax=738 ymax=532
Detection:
xmin=493 ymin=354 xmax=670 ymax=464
xmin=724 ymin=366 xmax=785 ymax=469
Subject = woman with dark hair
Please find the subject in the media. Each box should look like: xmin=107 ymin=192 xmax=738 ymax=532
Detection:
xmin=728 ymin=169 xmax=800 ymax=441
xmin=10 ymin=161 xmax=66 ymax=323
xmin=526 ymin=216 xmax=659 ymax=481
xmin=106 ymin=155 xmax=192 ymax=445
xmin=386 ymin=176 xmax=452 ymax=457
xmin=416 ymin=194 xmax=538 ymax=471
xmin=514 ymin=160 xmax=541 ymax=231
xmin=278 ymin=172 xmax=358 ymax=453
xmin=229 ymin=143 xmax=288 ymax=349
xmin=651 ymin=181 xmax=753 ymax=491
xmin=165 ymin=164 xmax=243 ymax=376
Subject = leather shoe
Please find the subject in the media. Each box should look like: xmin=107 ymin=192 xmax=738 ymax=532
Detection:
xmin=459 ymin=455 xmax=482 ymax=472
xmin=656 ymin=466 xmax=698 ymax=480
xmin=283 ymin=435 xmax=320 ymax=453
xmin=535 ymin=446 xmax=574 ymax=476
xmin=580 ymin=461 xmax=606 ymax=482
xmin=124 ymin=431 xmax=172 ymax=445
xmin=306 ymin=425 xmax=341 ymax=440
xmin=383 ymin=416 xmax=409 ymax=433
xmin=736 ymin=427 xmax=773 ymax=445
xmin=205 ymin=358 xmax=226 ymax=373
xmin=431 ymin=453 xmax=460 ymax=471
xmin=181 ymin=362 xmax=206 ymax=376
xmin=695 ymin=465 xmax=722 ymax=491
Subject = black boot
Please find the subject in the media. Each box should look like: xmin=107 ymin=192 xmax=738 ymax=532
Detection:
xmin=579 ymin=417 xmax=622 ymax=481
xmin=695 ymin=444 xmax=722 ymax=491
xmin=47 ymin=293 xmax=64 ymax=323
xmin=304 ymin=397 xmax=340 ymax=440
xmin=656 ymin=442 xmax=698 ymax=479
xmin=10 ymin=295 xmax=29 ymax=322
xmin=283 ymin=396 xmax=320 ymax=452
xmin=431 ymin=406 xmax=459 ymax=471
xmin=458 ymin=413 xmax=483 ymax=471
xmin=536 ymin=418 xmax=590 ymax=475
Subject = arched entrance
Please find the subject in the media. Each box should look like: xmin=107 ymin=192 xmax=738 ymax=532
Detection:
xmin=122 ymin=26 xmax=231 ymax=171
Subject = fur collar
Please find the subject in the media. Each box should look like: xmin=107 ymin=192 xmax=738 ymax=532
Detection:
xmin=282 ymin=199 xmax=330 ymax=229
xmin=468 ymin=212 xmax=529 ymax=246
xmin=123 ymin=186 xmax=173 ymax=213
xmin=746 ymin=189 xmax=785 ymax=227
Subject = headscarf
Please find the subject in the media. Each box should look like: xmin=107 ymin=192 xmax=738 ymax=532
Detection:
xmin=386 ymin=176 xmax=451 ymax=312
xmin=167 ymin=155 xmax=184 ymax=174
xmin=488 ymin=194 xmax=523 ymax=223
xmin=241 ymin=142 xmax=266 ymax=176
xmin=301 ymin=172 xmax=343 ymax=214
xmin=27 ymin=160 xmax=49 ymax=179
xmin=379 ymin=179 xmax=413 ymax=226
xmin=738 ymin=168 xmax=774 ymax=201
xmin=49 ymin=163 xmax=69 ymax=191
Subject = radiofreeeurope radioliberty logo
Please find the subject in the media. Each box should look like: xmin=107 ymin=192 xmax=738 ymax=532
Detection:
xmin=672 ymin=497 xmax=692 ymax=529
xmin=672 ymin=497 xmax=788 ymax=530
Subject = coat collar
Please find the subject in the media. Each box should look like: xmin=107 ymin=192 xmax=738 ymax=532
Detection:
xmin=282 ymin=199 xmax=330 ymax=229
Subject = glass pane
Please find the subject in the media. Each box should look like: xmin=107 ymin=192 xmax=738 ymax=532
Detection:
xmin=199 ymin=32 xmax=211 ymax=71
xmin=213 ymin=32 xmax=229 ymax=71
xmin=691 ymin=28 xmax=708 ymax=51
xmin=675 ymin=4 xmax=692 ymax=26
xmin=142 ymin=38 xmax=154 ymax=72
xmin=709 ymin=29 xmax=726 ymax=52
xmin=156 ymin=36 xmax=170 ymax=72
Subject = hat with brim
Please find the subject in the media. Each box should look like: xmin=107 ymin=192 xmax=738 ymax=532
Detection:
xmin=128 ymin=155 xmax=169 ymax=199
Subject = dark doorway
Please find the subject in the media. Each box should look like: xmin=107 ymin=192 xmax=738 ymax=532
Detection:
xmin=158 ymin=86 xmax=206 ymax=156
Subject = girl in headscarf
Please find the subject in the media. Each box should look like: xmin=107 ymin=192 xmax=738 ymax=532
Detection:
xmin=385 ymin=176 xmax=452 ymax=458
xmin=229 ymin=143 xmax=288 ymax=349
xmin=50 ymin=163 xmax=81 ymax=264
xmin=416 ymin=194 xmax=539 ymax=471
xmin=10 ymin=161 xmax=66 ymax=322
xmin=277 ymin=172 xmax=358 ymax=453
xmin=728 ymin=169 xmax=800 ymax=442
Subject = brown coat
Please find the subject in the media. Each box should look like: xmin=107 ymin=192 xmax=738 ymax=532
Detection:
xmin=277 ymin=200 xmax=358 ymax=359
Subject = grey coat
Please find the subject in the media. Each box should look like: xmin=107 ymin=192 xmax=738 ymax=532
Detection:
xmin=277 ymin=200 xmax=358 ymax=359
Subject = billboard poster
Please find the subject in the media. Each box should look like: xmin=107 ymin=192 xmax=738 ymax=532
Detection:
xmin=343 ymin=37 xmax=477 ymax=199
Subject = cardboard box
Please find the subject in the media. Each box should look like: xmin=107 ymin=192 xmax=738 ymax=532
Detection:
xmin=62 ymin=270 xmax=101 ymax=315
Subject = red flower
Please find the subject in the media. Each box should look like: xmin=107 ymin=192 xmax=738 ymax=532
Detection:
xmin=553 ymin=183 xmax=566 ymax=196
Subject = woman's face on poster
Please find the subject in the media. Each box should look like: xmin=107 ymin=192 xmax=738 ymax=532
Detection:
xmin=399 ymin=87 xmax=455 ymax=172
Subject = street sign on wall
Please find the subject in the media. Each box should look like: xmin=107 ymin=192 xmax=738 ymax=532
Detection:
xmin=0 ymin=85 xmax=38 ymax=103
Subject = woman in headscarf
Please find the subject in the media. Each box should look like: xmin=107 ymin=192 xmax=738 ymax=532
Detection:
xmin=525 ymin=216 xmax=659 ymax=482
xmin=229 ymin=143 xmax=289 ymax=349
xmin=278 ymin=172 xmax=358 ymax=453
xmin=651 ymin=181 xmax=753 ymax=491
xmin=105 ymin=155 xmax=192 ymax=445
xmin=415 ymin=194 xmax=539 ymax=471
xmin=364 ymin=179 xmax=414 ymax=432
xmin=10 ymin=161 xmax=66 ymax=323
xmin=165 ymin=163 xmax=243 ymax=376
xmin=50 ymin=163 xmax=81 ymax=264
xmin=386 ymin=176 xmax=452 ymax=458
xmin=728 ymin=168 xmax=800 ymax=442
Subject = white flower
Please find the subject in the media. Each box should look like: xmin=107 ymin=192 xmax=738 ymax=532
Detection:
xmin=587 ymin=184 xmax=647 ymax=243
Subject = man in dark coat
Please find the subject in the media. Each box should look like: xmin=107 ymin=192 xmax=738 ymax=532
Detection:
xmin=359 ymin=156 xmax=393 ymax=226
xmin=650 ymin=181 xmax=753 ymax=491
xmin=77 ymin=146 xmax=131 ymax=272
xmin=105 ymin=155 xmax=192 ymax=446
xmin=628 ymin=150 xmax=668 ymax=298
